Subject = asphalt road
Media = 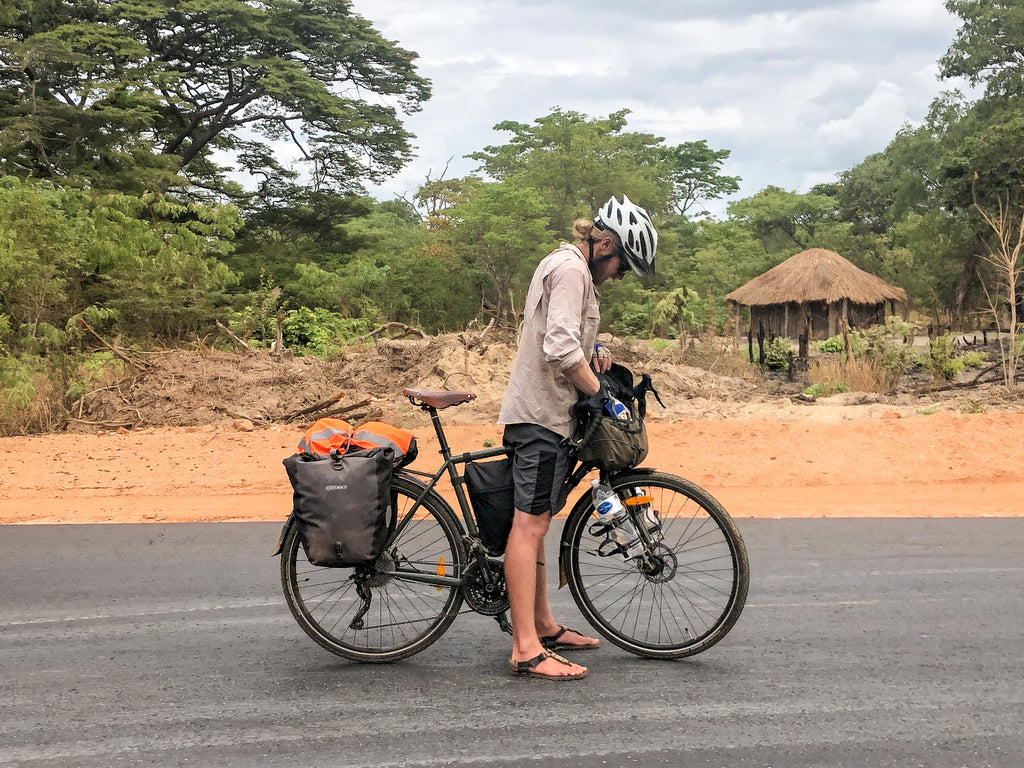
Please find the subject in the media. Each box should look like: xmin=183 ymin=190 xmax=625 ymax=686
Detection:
xmin=1 ymin=519 xmax=1022 ymax=768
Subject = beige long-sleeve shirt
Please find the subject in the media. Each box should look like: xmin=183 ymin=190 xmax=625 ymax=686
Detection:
xmin=498 ymin=243 xmax=600 ymax=438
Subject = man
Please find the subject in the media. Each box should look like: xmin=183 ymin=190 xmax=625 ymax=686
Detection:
xmin=499 ymin=195 xmax=657 ymax=680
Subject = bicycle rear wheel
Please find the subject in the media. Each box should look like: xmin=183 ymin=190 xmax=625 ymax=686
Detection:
xmin=561 ymin=470 xmax=748 ymax=659
xmin=281 ymin=474 xmax=466 ymax=663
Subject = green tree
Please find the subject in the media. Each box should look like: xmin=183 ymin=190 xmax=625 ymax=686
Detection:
xmin=941 ymin=0 xmax=1024 ymax=99
xmin=468 ymin=108 xmax=667 ymax=235
xmin=83 ymin=192 xmax=242 ymax=340
xmin=0 ymin=177 xmax=241 ymax=346
xmin=727 ymin=186 xmax=837 ymax=253
xmin=345 ymin=200 xmax=478 ymax=332
xmin=0 ymin=0 xmax=430 ymax=196
xmin=0 ymin=177 xmax=87 ymax=340
xmin=661 ymin=140 xmax=740 ymax=218
xmin=447 ymin=181 xmax=554 ymax=326
xmin=228 ymin=189 xmax=372 ymax=293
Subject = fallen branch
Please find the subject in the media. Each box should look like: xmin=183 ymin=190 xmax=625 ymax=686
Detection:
xmin=319 ymin=407 xmax=383 ymax=424
xmin=77 ymin=318 xmax=149 ymax=370
xmin=66 ymin=417 xmax=139 ymax=429
xmin=301 ymin=398 xmax=375 ymax=422
xmin=278 ymin=391 xmax=347 ymax=422
xmin=215 ymin=320 xmax=251 ymax=351
xmin=356 ymin=322 xmax=427 ymax=342
xmin=212 ymin=405 xmax=270 ymax=424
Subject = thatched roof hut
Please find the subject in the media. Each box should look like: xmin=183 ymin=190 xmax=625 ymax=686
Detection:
xmin=725 ymin=248 xmax=907 ymax=343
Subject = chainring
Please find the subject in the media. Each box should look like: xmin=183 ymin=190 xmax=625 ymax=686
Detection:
xmin=462 ymin=559 xmax=510 ymax=615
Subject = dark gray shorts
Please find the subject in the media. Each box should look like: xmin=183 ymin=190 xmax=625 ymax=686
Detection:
xmin=502 ymin=423 xmax=572 ymax=516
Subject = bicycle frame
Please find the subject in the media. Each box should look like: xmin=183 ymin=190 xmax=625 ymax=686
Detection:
xmin=392 ymin=406 xmax=507 ymax=545
xmin=374 ymin=395 xmax=614 ymax=591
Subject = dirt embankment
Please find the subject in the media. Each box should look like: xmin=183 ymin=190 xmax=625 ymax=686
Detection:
xmin=2 ymin=335 xmax=1022 ymax=524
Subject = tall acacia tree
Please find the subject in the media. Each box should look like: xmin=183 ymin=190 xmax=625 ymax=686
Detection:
xmin=0 ymin=0 xmax=431 ymax=197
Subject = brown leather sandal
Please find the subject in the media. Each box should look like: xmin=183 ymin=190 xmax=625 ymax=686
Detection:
xmin=540 ymin=625 xmax=600 ymax=651
xmin=508 ymin=650 xmax=587 ymax=680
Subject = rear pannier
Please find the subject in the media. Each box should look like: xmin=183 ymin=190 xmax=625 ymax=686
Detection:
xmin=284 ymin=417 xmax=418 ymax=568
xmin=283 ymin=446 xmax=396 ymax=567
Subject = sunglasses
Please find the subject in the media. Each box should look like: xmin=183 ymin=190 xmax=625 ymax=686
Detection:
xmin=615 ymin=250 xmax=630 ymax=275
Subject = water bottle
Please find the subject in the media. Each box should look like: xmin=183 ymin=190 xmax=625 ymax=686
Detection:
xmin=603 ymin=397 xmax=631 ymax=422
xmin=590 ymin=480 xmax=642 ymax=558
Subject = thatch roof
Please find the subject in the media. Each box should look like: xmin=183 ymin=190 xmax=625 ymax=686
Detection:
xmin=724 ymin=248 xmax=908 ymax=307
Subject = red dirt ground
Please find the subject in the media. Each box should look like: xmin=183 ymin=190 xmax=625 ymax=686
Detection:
xmin=3 ymin=411 xmax=1021 ymax=524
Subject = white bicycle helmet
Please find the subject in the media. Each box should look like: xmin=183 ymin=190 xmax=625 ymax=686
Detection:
xmin=594 ymin=195 xmax=657 ymax=276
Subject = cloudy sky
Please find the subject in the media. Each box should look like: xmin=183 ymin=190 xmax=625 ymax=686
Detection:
xmin=351 ymin=0 xmax=969 ymax=216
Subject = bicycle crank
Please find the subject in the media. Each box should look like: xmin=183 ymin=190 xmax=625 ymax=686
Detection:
xmin=462 ymin=560 xmax=510 ymax=615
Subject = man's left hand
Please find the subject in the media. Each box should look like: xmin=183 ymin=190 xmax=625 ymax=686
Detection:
xmin=592 ymin=344 xmax=612 ymax=373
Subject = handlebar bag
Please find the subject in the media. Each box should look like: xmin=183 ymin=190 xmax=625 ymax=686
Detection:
xmin=283 ymin=446 xmax=396 ymax=567
xmin=464 ymin=457 xmax=515 ymax=556
xmin=576 ymin=413 xmax=648 ymax=472
xmin=571 ymin=362 xmax=650 ymax=472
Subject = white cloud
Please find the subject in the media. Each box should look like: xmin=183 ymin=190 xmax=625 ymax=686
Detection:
xmin=815 ymin=81 xmax=910 ymax=145
xmin=352 ymin=0 xmax=967 ymax=209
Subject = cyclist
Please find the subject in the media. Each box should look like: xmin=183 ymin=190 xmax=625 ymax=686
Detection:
xmin=498 ymin=195 xmax=657 ymax=680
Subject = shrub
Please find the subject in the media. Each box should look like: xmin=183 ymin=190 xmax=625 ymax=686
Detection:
xmin=762 ymin=337 xmax=792 ymax=370
xmin=281 ymin=307 xmax=372 ymax=357
xmin=959 ymin=350 xmax=987 ymax=368
xmin=926 ymin=333 xmax=964 ymax=382
xmin=814 ymin=335 xmax=846 ymax=354
xmin=802 ymin=379 xmax=851 ymax=397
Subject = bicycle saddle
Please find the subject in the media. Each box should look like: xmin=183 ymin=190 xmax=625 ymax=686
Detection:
xmin=403 ymin=388 xmax=476 ymax=409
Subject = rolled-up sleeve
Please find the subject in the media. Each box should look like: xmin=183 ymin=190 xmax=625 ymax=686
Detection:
xmin=541 ymin=261 xmax=588 ymax=371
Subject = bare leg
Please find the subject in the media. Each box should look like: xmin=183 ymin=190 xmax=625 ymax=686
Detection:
xmin=533 ymin=549 xmax=599 ymax=649
xmin=506 ymin=509 xmax=586 ymax=678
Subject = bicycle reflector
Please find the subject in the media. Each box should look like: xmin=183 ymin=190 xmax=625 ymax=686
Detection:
xmin=436 ymin=556 xmax=446 ymax=591
xmin=624 ymin=496 xmax=654 ymax=506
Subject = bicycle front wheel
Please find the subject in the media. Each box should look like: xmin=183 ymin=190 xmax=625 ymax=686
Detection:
xmin=561 ymin=470 xmax=749 ymax=659
xmin=281 ymin=474 xmax=466 ymax=663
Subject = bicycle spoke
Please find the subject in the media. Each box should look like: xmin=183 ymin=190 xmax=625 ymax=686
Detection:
xmin=564 ymin=472 xmax=748 ymax=659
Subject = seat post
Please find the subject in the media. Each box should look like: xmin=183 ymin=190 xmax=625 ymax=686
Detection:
xmin=425 ymin=406 xmax=453 ymax=461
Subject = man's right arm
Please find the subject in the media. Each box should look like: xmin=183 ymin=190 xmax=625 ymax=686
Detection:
xmin=563 ymin=357 xmax=601 ymax=398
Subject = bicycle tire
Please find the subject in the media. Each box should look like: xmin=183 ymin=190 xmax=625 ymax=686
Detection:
xmin=281 ymin=473 xmax=466 ymax=663
xmin=561 ymin=470 xmax=749 ymax=659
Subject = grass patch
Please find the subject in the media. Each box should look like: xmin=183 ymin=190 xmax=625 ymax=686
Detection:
xmin=805 ymin=356 xmax=900 ymax=395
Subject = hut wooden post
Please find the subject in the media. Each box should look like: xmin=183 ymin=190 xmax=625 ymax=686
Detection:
xmin=840 ymin=318 xmax=856 ymax=362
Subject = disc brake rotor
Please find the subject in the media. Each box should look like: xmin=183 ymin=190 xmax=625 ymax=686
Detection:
xmin=639 ymin=543 xmax=678 ymax=584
